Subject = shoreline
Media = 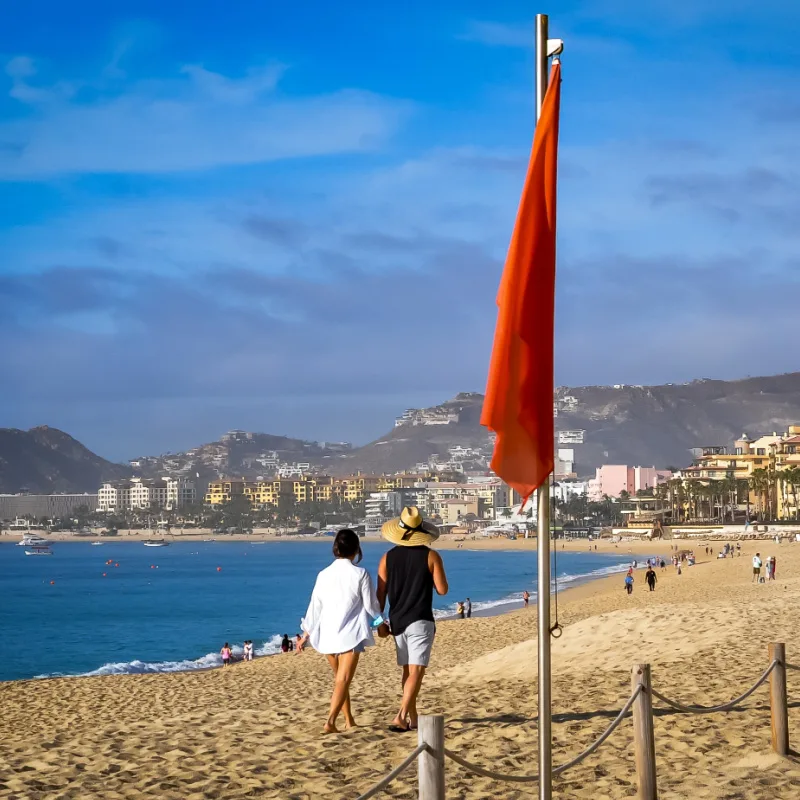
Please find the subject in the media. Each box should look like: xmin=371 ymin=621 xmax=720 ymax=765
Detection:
xmin=1 ymin=529 xmax=749 ymax=556
xmin=3 ymin=539 xmax=798 ymax=798
xmin=15 ymin=547 xmax=637 ymax=683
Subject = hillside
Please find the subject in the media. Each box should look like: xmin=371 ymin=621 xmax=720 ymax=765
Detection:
xmin=5 ymin=372 xmax=800 ymax=490
xmin=334 ymin=373 xmax=800 ymax=477
xmin=0 ymin=426 xmax=131 ymax=494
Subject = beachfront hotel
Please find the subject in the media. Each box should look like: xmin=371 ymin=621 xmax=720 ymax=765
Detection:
xmin=97 ymin=477 xmax=196 ymax=512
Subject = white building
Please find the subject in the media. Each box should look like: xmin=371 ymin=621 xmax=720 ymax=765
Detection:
xmin=558 ymin=430 xmax=585 ymax=445
xmin=97 ymin=477 xmax=196 ymax=512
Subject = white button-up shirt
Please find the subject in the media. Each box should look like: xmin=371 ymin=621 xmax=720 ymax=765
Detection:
xmin=301 ymin=558 xmax=381 ymax=655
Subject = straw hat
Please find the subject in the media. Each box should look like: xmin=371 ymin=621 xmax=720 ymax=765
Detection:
xmin=381 ymin=506 xmax=439 ymax=547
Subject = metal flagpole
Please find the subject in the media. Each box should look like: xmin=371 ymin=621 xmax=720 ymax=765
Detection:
xmin=534 ymin=12 xmax=562 ymax=800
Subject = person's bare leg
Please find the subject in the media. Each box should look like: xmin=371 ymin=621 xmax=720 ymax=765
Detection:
xmin=324 ymin=651 xmax=360 ymax=733
xmin=391 ymin=665 xmax=411 ymax=728
xmin=325 ymin=654 xmax=357 ymax=729
xmin=400 ymin=665 xmax=426 ymax=728
xmin=391 ymin=665 xmax=425 ymax=729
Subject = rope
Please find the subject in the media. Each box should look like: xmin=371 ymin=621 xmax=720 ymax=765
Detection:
xmin=652 ymin=661 xmax=777 ymax=714
xmin=443 ymin=685 xmax=642 ymax=784
xmin=786 ymin=662 xmax=800 ymax=671
xmin=354 ymin=744 xmax=430 ymax=800
xmin=552 ymin=684 xmax=642 ymax=775
xmin=549 ymin=473 xmax=562 ymax=637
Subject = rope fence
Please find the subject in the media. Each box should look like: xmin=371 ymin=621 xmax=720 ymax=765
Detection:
xmin=651 ymin=661 xmax=776 ymax=714
xmin=354 ymin=642 xmax=792 ymax=800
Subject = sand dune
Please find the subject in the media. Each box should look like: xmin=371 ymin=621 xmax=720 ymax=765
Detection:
xmin=3 ymin=541 xmax=800 ymax=798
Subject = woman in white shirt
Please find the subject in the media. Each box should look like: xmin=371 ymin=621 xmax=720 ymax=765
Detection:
xmin=301 ymin=529 xmax=384 ymax=733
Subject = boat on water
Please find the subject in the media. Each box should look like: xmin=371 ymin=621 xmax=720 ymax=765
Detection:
xmin=91 ymin=542 xmax=104 ymax=546
xmin=18 ymin=534 xmax=52 ymax=547
xmin=25 ymin=545 xmax=53 ymax=556
xmin=143 ymin=539 xmax=169 ymax=547
xmin=203 ymin=538 xmax=217 ymax=542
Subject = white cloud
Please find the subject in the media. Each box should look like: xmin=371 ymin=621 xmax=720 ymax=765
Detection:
xmin=0 ymin=60 xmax=410 ymax=178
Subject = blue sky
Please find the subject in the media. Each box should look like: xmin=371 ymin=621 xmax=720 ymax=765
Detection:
xmin=2 ymin=0 xmax=799 ymax=461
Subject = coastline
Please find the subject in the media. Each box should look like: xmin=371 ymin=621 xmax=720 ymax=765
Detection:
xmin=3 ymin=539 xmax=798 ymax=798
xmin=8 ymin=543 xmax=634 ymax=680
xmin=3 ymin=528 xmax=716 ymax=556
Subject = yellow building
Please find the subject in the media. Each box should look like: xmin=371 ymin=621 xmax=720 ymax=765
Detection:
xmin=205 ymin=479 xmax=247 ymax=505
xmin=337 ymin=476 xmax=381 ymax=504
xmin=682 ymin=425 xmax=800 ymax=520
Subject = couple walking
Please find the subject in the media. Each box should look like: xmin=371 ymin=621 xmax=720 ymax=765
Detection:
xmin=300 ymin=507 xmax=448 ymax=734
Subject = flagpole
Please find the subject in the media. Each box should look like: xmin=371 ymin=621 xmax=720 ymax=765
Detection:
xmin=535 ymin=12 xmax=552 ymax=800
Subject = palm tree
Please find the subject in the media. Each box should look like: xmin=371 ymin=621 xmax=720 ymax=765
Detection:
xmin=750 ymin=469 xmax=768 ymax=521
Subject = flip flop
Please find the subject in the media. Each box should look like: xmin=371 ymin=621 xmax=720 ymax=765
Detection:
xmin=388 ymin=723 xmax=411 ymax=733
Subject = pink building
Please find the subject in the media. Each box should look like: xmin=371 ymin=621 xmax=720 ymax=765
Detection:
xmin=588 ymin=465 xmax=633 ymax=501
xmin=588 ymin=465 xmax=673 ymax=501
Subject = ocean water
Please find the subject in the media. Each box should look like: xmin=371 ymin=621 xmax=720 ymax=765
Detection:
xmin=0 ymin=541 xmax=631 ymax=681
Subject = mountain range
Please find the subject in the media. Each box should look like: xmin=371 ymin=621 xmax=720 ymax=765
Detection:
xmin=4 ymin=372 xmax=800 ymax=494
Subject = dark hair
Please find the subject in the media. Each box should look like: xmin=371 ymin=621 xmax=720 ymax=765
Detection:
xmin=333 ymin=528 xmax=362 ymax=563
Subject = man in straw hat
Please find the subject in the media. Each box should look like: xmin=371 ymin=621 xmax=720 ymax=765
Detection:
xmin=377 ymin=506 xmax=449 ymax=732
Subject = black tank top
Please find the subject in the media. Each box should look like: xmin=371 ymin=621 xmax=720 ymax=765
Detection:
xmin=386 ymin=545 xmax=434 ymax=636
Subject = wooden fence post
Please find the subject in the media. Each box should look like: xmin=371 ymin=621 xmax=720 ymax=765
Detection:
xmin=632 ymin=664 xmax=658 ymax=800
xmin=418 ymin=714 xmax=445 ymax=800
xmin=769 ymin=643 xmax=789 ymax=756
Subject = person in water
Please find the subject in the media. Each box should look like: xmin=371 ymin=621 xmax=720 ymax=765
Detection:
xmin=220 ymin=642 xmax=232 ymax=666
xmin=377 ymin=507 xmax=448 ymax=733
xmin=301 ymin=528 xmax=385 ymax=734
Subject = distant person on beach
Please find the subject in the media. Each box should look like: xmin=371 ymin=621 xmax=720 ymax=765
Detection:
xmin=466 ymin=598 xmax=472 ymax=618
xmin=243 ymin=640 xmax=253 ymax=661
xmin=456 ymin=601 xmax=465 ymax=619
xmin=281 ymin=634 xmax=291 ymax=653
xmin=220 ymin=643 xmax=232 ymax=666
xmin=377 ymin=507 xmax=448 ymax=733
xmin=301 ymin=528 xmax=385 ymax=734
xmin=523 ymin=590 xmax=530 ymax=608
xmin=660 ymin=559 xmax=666 ymax=572
xmin=295 ymin=633 xmax=305 ymax=652
xmin=752 ymin=553 xmax=763 ymax=582
xmin=624 ymin=574 xmax=634 ymax=595
xmin=645 ymin=567 xmax=657 ymax=592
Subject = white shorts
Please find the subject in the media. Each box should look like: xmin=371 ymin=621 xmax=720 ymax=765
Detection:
xmin=394 ymin=620 xmax=436 ymax=667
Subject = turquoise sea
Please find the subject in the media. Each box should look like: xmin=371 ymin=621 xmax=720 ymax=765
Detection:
xmin=0 ymin=540 xmax=632 ymax=681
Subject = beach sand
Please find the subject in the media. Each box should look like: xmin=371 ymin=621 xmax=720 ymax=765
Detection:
xmin=3 ymin=540 xmax=800 ymax=798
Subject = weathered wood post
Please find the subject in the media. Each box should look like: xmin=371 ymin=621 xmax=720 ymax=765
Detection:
xmin=769 ymin=643 xmax=789 ymax=756
xmin=418 ymin=714 xmax=445 ymax=800
xmin=632 ymin=664 xmax=658 ymax=799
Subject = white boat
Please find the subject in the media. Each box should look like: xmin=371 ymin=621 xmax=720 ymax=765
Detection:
xmin=25 ymin=545 xmax=53 ymax=556
xmin=91 ymin=542 xmax=104 ymax=546
xmin=18 ymin=534 xmax=51 ymax=547
xmin=143 ymin=539 xmax=169 ymax=547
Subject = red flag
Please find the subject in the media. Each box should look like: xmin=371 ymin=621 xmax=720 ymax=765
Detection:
xmin=480 ymin=62 xmax=561 ymax=502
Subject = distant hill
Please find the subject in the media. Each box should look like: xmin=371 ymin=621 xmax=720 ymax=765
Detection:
xmin=333 ymin=373 xmax=800 ymax=477
xmin=0 ymin=426 xmax=131 ymax=494
xmin=5 ymin=373 xmax=800 ymax=491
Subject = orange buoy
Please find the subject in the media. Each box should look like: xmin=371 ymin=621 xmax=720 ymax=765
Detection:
xmin=150 ymin=565 xmax=155 ymax=569
xmin=50 ymin=580 xmax=55 ymax=585
xmin=115 ymin=563 xmax=120 ymax=567
xmin=216 ymin=566 xmax=222 ymax=572
xmin=103 ymin=572 xmax=107 ymax=577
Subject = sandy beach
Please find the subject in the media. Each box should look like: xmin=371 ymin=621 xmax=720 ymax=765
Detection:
xmin=3 ymin=539 xmax=800 ymax=799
